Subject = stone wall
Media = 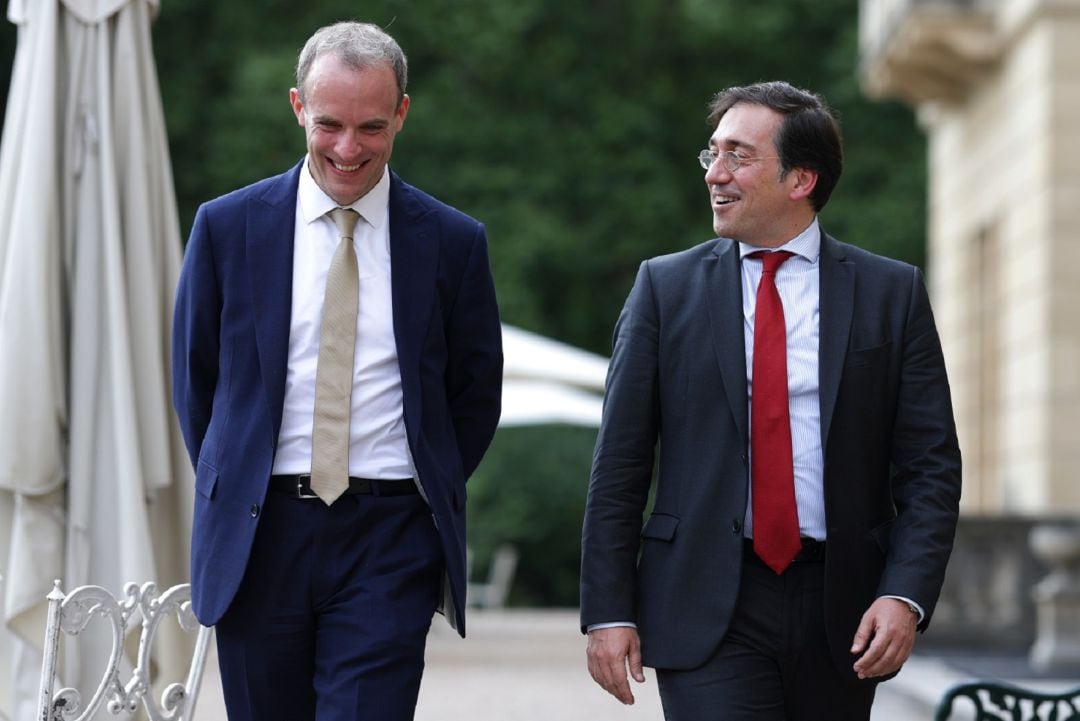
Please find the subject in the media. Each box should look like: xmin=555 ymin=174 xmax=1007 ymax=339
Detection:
xmin=922 ymin=515 xmax=1064 ymax=650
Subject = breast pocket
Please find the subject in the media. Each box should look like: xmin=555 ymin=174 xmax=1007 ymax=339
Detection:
xmin=845 ymin=341 xmax=891 ymax=369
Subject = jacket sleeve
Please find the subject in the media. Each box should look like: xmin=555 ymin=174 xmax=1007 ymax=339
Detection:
xmin=172 ymin=204 xmax=221 ymax=469
xmin=445 ymin=223 xmax=503 ymax=480
xmin=580 ymin=260 xmax=661 ymax=630
xmin=878 ymin=266 xmax=962 ymax=629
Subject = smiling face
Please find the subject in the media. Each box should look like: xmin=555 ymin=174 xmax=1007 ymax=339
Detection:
xmin=290 ymin=53 xmax=409 ymax=205
xmin=705 ymin=103 xmax=817 ymax=248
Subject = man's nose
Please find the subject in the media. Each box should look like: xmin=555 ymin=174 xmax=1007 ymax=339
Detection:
xmin=705 ymin=161 xmax=732 ymax=185
xmin=337 ymin=130 xmax=363 ymax=158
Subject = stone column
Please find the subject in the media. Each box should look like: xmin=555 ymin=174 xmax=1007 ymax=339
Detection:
xmin=1029 ymin=522 xmax=1080 ymax=671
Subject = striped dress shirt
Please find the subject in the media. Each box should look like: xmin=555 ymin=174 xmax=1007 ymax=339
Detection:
xmin=587 ymin=218 xmax=925 ymax=630
xmin=739 ymin=219 xmax=826 ymax=541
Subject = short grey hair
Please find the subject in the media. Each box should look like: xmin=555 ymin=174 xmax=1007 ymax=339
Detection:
xmin=295 ymin=22 xmax=408 ymax=104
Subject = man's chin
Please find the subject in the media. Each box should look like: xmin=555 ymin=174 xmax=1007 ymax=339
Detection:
xmin=323 ymin=181 xmax=368 ymax=206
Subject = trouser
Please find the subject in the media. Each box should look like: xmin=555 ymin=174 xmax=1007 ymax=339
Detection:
xmin=215 ymin=488 xmax=444 ymax=721
xmin=656 ymin=546 xmax=877 ymax=721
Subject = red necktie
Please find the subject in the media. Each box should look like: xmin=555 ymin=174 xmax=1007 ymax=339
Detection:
xmin=750 ymin=250 xmax=800 ymax=574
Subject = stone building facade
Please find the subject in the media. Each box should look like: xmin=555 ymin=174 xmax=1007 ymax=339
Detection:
xmin=860 ymin=0 xmax=1080 ymax=515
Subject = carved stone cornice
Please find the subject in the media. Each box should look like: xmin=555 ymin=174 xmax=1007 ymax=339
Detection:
xmin=860 ymin=0 xmax=1000 ymax=104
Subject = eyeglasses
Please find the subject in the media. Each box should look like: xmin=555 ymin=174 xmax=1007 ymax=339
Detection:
xmin=698 ymin=149 xmax=778 ymax=173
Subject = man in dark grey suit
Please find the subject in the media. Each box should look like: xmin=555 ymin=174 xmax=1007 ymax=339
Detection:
xmin=580 ymin=81 xmax=961 ymax=721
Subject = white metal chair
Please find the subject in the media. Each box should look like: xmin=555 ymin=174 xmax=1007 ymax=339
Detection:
xmin=37 ymin=580 xmax=212 ymax=721
xmin=466 ymin=544 xmax=520 ymax=608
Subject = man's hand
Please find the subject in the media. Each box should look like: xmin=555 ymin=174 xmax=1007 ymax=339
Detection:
xmin=850 ymin=597 xmax=918 ymax=680
xmin=586 ymin=627 xmax=646 ymax=704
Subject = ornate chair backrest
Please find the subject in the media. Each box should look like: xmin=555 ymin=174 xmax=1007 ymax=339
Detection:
xmin=935 ymin=680 xmax=1080 ymax=721
xmin=36 ymin=580 xmax=212 ymax=721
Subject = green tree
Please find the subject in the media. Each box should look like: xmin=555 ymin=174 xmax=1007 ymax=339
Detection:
xmin=466 ymin=425 xmax=598 ymax=607
xmin=152 ymin=0 xmax=925 ymax=355
xmin=157 ymin=0 xmax=928 ymax=607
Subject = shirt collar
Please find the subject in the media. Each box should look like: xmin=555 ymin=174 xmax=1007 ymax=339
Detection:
xmin=738 ymin=217 xmax=821 ymax=264
xmin=297 ymin=156 xmax=391 ymax=230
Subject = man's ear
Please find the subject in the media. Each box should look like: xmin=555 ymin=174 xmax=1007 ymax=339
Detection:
xmin=289 ymin=88 xmax=305 ymax=127
xmin=787 ymin=167 xmax=818 ymax=203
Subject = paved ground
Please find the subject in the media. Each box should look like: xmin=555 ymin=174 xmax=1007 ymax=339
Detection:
xmin=194 ymin=610 xmax=663 ymax=721
xmin=191 ymin=609 xmax=1079 ymax=720
xmin=417 ymin=610 xmax=664 ymax=720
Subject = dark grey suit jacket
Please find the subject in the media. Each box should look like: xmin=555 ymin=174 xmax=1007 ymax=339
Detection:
xmin=579 ymin=232 xmax=961 ymax=682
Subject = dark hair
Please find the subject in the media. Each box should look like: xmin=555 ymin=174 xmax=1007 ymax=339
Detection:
xmin=296 ymin=22 xmax=408 ymax=105
xmin=707 ymin=81 xmax=843 ymax=212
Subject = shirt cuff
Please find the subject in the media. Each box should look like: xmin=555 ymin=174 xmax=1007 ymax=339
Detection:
xmin=882 ymin=595 xmax=925 ymax=624
xmin=586 ymin=621 xmax=637 ymax=632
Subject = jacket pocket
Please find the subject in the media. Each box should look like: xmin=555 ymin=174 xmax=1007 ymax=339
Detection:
xmin=845 ymin=341 xmax=891 ymax=369
xmin=452 ymin=478 xmax=466 ymax=512
xmin=869 ymin=517 xmax=895 ymax=553
xmin=641 ymin=513 xmax=680 ymax=542
xmin=195 ymin=459 xmax=219 ymax=500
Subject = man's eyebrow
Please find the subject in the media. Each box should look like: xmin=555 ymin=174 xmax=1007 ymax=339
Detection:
xmin=709 ymin=138 xmax=758 ymax=152
xmin=310 ymin=114 xmax=391 ymax=130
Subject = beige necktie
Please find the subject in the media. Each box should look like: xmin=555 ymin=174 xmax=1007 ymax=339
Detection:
xmin=309 ymin=207 xmax=361 ymax=505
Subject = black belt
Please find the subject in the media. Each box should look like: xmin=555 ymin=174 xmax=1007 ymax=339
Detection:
xmin=744 ymin=538 xmax=827 ymax=563
xmin=269 ymin=474 xmax=417 ymax=499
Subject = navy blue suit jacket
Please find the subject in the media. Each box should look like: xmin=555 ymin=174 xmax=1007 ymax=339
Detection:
xmin=173 ymin=162 xmax=502 ymax=635
xmin=580 ymin=233 xmax=961 ymax=681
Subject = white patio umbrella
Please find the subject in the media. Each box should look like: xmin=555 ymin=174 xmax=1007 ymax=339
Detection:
xmin=499 ymin=325 xmax=608 ymax=427
xmin=0 ymin=0 xmax=193 ymax=717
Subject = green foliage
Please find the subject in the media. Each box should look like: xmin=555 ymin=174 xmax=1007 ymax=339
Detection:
xmin=150 ymin=0 xmax=928 ymax=357
xmin=0 ymin=0 xmax=933 ymax=607
xmin=466 ymin=425 xmax=598 ymax=607
xmin=147 ymin=0 xmax=929 ymax=608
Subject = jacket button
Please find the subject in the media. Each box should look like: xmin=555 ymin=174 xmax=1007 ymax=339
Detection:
xmin=732 ymin=519 xmax=742 ymax=534
xmin=250 ymin=504 xmax=260 ymax=518
xmin=740 ymin=453 xmax=749 ymax=465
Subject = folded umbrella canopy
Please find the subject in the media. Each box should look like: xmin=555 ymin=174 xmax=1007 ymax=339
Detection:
xmin=0 ymin=0 xmax=193 ymax=717
xmin=499 ymin=324 xmax=608 ymax=427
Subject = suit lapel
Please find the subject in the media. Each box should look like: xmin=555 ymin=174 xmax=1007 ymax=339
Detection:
xmin=388 ymin=172 xmax=438 ymax=444
xmin=818 ymin=233 xmax=854 ymax=451
xmin=703 ymin=239 xmax=749 ymax=449
xmin=246 ymin=162 xmax=302 ymax=441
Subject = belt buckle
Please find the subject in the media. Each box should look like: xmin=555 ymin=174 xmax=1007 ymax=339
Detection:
xmin=294 ymin=474 xmax=320 ymax=500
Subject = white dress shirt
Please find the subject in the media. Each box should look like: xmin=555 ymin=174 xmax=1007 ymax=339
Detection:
xmin=271 ymin=159 xmax=413 ymax=478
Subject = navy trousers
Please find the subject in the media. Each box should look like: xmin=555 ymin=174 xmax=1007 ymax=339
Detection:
xmin=656 ymin=547 xmax=877 ymax=721
xmin=215 ymin=488 xmax=444 ymax=721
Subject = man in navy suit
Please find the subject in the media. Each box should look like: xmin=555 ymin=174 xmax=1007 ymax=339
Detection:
xmin=172 ymin=22 xmax=502 ymax=721
xmin=580 ymin=82 xmax=960 ymax=720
